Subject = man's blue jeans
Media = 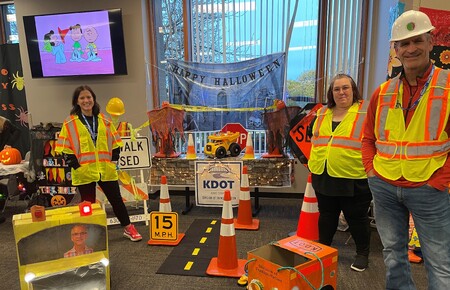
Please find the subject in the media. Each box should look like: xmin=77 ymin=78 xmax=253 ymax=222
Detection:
xmin=368 ymin=176 xmax=450 ymax=290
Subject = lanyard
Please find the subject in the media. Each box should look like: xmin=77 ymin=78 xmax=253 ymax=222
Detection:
xmin=81 ymin=114 xmax=97 ymax=143
xmin=396 ymin=65 xmax=435 ymax=111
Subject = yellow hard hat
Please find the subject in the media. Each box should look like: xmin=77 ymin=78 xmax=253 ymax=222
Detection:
xmin=390 ymin=10 xmax=434 ymax=42
xmin=106 ymin=97 xmax=125 ymax=116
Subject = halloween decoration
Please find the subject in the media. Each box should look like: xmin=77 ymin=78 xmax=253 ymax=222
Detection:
xmin=0 ymin=147 xmax=22 ymax=165
xmin=50 ymin=195 xmax=66 ymax=206
xmin=263 ymin=100 xmax=301 ymax=157
xmin=147 ymin=102 xmax=185 ymax=158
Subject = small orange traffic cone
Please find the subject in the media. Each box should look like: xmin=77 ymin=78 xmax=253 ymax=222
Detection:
xmin=185 ymin=133 xmax=197 ymax=160
xmin=408 ymin=250 xmax=423 ymax=263
xmin=234 ymin=166 xmax=259 ymax=230
xmin=296 ymin=173 xmax=319 ymax=240
xmin=242 ymin=132 xmax=255 ymax=160
xmin=206 ymin=190 xmax=246 ymax=277
xmin=148 ymin=175 xmax=185 ymax=246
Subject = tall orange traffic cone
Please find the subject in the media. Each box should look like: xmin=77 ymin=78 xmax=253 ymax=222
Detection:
xmin=234 ymin=166 xmax=259 ymax=230
xmin=148 ymin=175 xmax=185 ymax=245
xmin=296 ymin=173 xmax=319 ymax=240
xmin=242 ymin=132 xmax=255 ymax=160
xmin=206 ymin=190 xmax=246 ymax=277
xmin=185 ymin=133 xmax=197 ymax=160
xmin=159 ymin=175 xmax=172 ymax=212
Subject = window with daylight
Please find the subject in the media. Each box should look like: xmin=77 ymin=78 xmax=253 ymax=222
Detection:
xmin=0 ymin=3 xmax=18 ymax=44
xmin=152 ymin=0 xmax=319 ymax=109
xmin=150 ymin=0 xmax=368 ymax=108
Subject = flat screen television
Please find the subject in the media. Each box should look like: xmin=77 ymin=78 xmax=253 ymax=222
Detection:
xmin=23 ymin=9 xmax=127 ymax=78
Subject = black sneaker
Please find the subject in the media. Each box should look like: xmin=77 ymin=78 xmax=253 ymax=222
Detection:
xmin=351 ymin=255 xmax=368 ymax=272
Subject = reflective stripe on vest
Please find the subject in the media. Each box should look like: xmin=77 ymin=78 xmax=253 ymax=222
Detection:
xmin=59 ymin=114 xmax=114 ymax=164
xmin=376 ymin=67 xmax=450 ymax=159
xmin=308 ymin=101 xmax=367 ymax=178
xmin=312 ymin=101 xmax=368 ymax=150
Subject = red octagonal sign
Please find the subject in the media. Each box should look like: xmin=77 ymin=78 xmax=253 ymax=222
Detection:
xmin=221 ymin=123 xmax=248 ymax=150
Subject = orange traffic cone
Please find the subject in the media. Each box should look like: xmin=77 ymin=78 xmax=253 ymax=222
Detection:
xmin=408 ymin=250 xmax=423 ymax=263
xmin=296 ymin=173 xmax=319 ymax=240
xmin=185 ymin=133 xmax=197 ymax=160
xmin=148 ymin=175 xmax=185 ymax=245
xmin=242 ymin=132 xmax=255 ymax=160
xmin=159 ymin=175 xmax=172 ymax=212
xmin=206 ymin=190 xmax=246 ymax=277
xmin=234 ymin=166 xmax=259 ymax=230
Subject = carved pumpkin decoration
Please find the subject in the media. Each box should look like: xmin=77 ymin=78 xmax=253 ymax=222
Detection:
xmin=51 ymin=195 xmax=66 ymax=207
xmin=0 ymin=147 xmax=22 ymax=165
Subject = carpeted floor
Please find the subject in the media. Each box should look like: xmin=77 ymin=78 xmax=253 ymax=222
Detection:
xmin=0 ymin=194 xmax=428 ymax=290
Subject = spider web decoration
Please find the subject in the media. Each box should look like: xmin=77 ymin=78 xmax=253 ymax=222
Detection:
xmin=147 ymin=105 xmax=185 ymax=157
xmin=263 ymin=106 xmax=301 ymax=157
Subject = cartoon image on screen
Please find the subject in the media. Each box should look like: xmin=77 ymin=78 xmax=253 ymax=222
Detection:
xmin=69 ymin=24 xmax=84 ymax=62
xmin=43 ymin=30 xmax=67 ymax=64
xmin=84 ymin=26 xmax=102 ymax=62
xmin=34 ymin=10 xmax=113 ymax=77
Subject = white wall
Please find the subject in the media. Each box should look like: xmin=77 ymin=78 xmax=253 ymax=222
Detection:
xmin=14 ymin=0 xmax=151 ymax=136
xmin=365 ymin=0 xmax=450 ymax=99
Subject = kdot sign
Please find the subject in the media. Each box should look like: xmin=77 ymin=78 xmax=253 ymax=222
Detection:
xmin=118 ymin=136 xmax=150 ymax=169
xmin=221 ymin=123 xmax=248 ymax=149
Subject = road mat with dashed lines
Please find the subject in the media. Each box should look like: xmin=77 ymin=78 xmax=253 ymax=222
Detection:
xmin=156 ymin=219 xmax=221 ymax=276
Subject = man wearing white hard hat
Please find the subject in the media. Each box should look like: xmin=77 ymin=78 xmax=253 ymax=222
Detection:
xmin=362 ymin=10 xmax=450 ymax=290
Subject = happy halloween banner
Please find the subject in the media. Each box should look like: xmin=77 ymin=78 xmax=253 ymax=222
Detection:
xmin=167 ymin=53 xmax=285 ymax=131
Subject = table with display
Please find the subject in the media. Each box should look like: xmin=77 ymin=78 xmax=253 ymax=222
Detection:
xmin=0 ymin=161 xmax=30 ymax=211
xmin=149 ymin=153 xmax=295 ymax=214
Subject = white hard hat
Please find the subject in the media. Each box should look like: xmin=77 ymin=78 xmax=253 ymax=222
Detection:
xmin=390 ymin=10 xmax=435 ymax=42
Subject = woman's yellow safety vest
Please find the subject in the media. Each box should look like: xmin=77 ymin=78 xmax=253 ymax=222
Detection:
xmin=308 ymin=101 xmax=368 ymax=179
xmin=55 ymin=113 xmax=123 ymax=186
xmin=373 ymin=67 xmax=450 ymax=182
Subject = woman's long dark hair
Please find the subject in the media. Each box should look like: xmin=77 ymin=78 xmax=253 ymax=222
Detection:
xmin=326 ymin=74 xmax=361 ymax=108
xmin=70 ymin=85 xmax=101 ymax=116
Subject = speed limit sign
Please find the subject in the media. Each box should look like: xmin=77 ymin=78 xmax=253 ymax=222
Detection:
xmin=148 ymin=212 xmax=184 ymax=245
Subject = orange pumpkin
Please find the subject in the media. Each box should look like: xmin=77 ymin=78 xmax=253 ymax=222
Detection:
xmin=0 ymin=147 xmax=22 ymax=165
xmin=51 ymin=195 xmax=66 ymax=206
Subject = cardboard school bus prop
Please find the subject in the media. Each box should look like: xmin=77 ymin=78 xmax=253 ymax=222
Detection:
xmin=13 ymin=204 xmax=110 ymax=290
xmin=247 ymin=236 xmax=338 ymax=290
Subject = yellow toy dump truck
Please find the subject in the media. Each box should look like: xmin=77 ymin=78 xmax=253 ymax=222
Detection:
xmin=204 ymin=131 xmax=242 ymax=158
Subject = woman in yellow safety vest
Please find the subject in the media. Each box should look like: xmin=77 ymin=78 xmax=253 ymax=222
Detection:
xmin=55 ymin=85 xmax=142 ymax=242
xmin=308 ymin=74 xmax=372 ymax=272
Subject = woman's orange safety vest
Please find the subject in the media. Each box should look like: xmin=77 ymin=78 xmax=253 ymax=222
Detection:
xmin=373 ymin=67 xmax=450 ymax=182
xmin=55 ymin=113 xmax=123 ymax=186
xmin=308 ymin=101 xmax=368 ymax=179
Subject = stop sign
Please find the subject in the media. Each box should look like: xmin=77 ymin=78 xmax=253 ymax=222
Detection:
xmin=221 ymin=123 xmax=248 ymax=149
